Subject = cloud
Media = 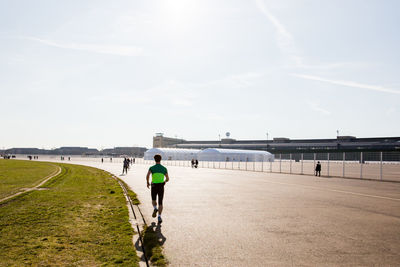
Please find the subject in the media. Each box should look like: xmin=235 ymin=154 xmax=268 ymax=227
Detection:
xmin=202 ymin=71 xmax=266 ymax=89
xmin=255 ymin=0 xmax=302 ymax=66
xmin=386 ymin=107 xmax=396 ymax=115
xmin=308 ymin=101 xmax=331 ymax=115
xmin=254 ymin=1 xmax=363 ymax=71
xmin=292 ymin=73 xmax=400 ymax=95
xmin=90 ymin=79 xmax=196 ymax=107
xmin=23 ymin=37 xmax=143 ymax=56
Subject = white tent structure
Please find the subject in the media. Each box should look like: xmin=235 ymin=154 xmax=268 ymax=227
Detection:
xmin=144 ymin=148 xmax=201 ymax=161
xmin=198 ymin=148 xmax=274 ymax=162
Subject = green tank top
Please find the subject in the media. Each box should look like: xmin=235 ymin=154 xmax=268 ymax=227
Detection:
xmin=149 ymin=164 xmax=168 ymax=184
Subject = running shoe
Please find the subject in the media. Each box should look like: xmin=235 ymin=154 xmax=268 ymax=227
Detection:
xmin=158 ymin=216 xmax=162 ymax=223
xmin=152 ymin=208 xmax=158 ymax=218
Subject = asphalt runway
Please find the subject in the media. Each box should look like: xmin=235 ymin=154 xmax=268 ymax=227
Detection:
xmin=36 ymin=158 xmax=400 ymax=266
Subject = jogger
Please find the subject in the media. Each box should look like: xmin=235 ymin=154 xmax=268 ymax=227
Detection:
xmin=146 ymin=154 xmax=169 ymax=223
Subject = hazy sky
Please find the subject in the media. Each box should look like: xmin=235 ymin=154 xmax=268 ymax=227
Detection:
xmin=1 ymin=0 xmax=399 ymax=149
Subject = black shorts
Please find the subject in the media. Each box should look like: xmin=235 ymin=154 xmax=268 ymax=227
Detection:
xmin=151 ymin=182 xmax=165 ymax=206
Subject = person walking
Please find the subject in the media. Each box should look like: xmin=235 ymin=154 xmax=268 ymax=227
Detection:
xmin=315 ymin=161 xmax=321 ymax=176
xmin=122 ymin=158 xmax=129 ymax=175
xmin=146 ymin=154 xmax=169 ymax=223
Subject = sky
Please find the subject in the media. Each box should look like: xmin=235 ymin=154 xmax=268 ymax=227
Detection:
xmin=1 ymin=0 xmax=399 ymax=149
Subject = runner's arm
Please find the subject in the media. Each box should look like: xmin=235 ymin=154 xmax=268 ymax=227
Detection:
xmin=146 ymin=170 xmax=151 ymax=188
xmin=165 ymin=173 xmax=170 ymax=183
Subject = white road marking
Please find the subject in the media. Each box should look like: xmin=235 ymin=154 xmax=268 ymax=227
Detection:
xmin=264 ymin=180 xmax=400 ymax=202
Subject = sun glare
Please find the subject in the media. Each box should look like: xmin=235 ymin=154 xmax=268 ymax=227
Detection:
xmin=162 ymin=0 xmax=201 ymax=31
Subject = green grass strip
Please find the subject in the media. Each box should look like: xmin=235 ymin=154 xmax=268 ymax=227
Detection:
xmin=118 ymin=178 xmax=141 ymax=205
xmin=0 ymin=162 xmax=139 ymax=266
xmin=0 ymin=159 xmax=59 ymax=199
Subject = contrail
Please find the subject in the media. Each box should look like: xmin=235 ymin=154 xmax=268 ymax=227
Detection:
xmin=293 ymin=73 xmax=400 ymax=95
xmin=255 ymin=0 xmax=302 ymax=66
xmin=22 ymin=36 xmax=143 ymax=56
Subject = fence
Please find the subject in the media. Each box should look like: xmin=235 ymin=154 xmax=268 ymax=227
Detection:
xmin=13 ymin=153 xmax=399 ymax=182
xmin=136 ymin=151 xmax=400 ymax=183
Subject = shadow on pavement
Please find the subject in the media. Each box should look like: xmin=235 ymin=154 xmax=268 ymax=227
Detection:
xmin=152 ymin=222 xmax=167 ymax=246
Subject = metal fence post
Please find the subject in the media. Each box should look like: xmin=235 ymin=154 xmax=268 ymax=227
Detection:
xmin=270 ymin=159 xmax=272 ymax=173
xmin=360 ymin=152 xmax=363 ymax=179
xmin=279 ymin=154 xmax=282 ymax=173
xmin=380 ymin=152 xmax=383 ymax=180
xmin=261 ymin=158 xmax=264 ymax=172
xmin=342 ymin=152 xmax=345 ymax=177
xmin=327 ymin=153 xmax=330 ymax=177
xmin=289 ymin=153 xmax=292 ymax=174
xmin=301 ymin=153 xmax=303 ymax=175
xmin=245 ymin=158 xmax=248 ymax=171
xmin=313 ymin=153 xmax=316 ymax=175
xmin=253 ymin=160 xmax=255 ymax=172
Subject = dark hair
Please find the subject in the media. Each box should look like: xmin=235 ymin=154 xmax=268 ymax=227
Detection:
xmin=154 ymin=154 xmax=162 ymax=162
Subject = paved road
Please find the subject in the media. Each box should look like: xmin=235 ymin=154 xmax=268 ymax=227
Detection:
xmin=40 ymin=158 xmax=400 ymax=266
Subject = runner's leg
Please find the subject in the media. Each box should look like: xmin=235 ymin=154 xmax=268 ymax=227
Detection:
xmin=157 ymin=184 xmax=164 ymax=215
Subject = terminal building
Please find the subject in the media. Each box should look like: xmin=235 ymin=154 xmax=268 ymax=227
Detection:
xmin=2 ymin=146 xmax=147 ymax=157
xmin=153 ymin=133 xmax=400 ymax=161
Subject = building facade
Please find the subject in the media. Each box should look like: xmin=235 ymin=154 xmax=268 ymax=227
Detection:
xmin=152 ymin=134 xmax=400 ymax=160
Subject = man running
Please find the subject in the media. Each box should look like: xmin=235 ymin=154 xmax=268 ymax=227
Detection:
xmin=146 ymin=154 xmax=169 ymax=223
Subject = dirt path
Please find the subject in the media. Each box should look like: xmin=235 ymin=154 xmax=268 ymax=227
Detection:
xmin=0 ymin=165 xmax=62 ymax=203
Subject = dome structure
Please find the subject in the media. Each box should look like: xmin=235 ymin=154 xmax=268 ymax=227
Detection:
xmin=198 ymin=148 xmax=274 ymax=162
xmin=144 ymin=148 xmax=201 ymax=161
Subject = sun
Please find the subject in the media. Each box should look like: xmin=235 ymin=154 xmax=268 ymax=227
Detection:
xmin=161 ymin=0 xmax=201 ymax=30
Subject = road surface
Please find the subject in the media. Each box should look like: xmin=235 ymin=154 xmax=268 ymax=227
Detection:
xmin=40 ymin=158 xmax=400 ymax=266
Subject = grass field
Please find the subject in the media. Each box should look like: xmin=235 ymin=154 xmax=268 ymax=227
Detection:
xmin=0 ymin=159 xmax=59 ymax=199
xmin=0 ymin=160 xmax=139 ymax=266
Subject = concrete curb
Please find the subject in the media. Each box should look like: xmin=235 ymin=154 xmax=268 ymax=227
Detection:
xmin=116 ymin=178 xmax=149 ymax=267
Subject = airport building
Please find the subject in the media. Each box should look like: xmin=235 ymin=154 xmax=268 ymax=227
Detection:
xmin=153 ymin=133 xmax=400 ymax=161
xmin=3 ymin=146 xmax=147 ymax=157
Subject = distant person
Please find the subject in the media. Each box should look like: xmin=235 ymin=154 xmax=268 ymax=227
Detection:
xmin=101 ymin=158 xmax=104 ymax=163
xmin=195 ymin=159 xmax=199 ymax=168
xmin=122 ymin=158 xmax=129 ymax=175
xmin=110 ymin=157 xmax=112 ymax=162
xmin=191 ymin=159 xmax=195 ymax=168
xmin=146 ymin=154 xmax=170 ymax=223
xmin=315 ymin=161 xmax=321 ymax=177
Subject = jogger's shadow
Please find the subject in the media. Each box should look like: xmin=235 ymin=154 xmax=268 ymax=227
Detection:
xmin=151 ymin=222 xmax=167 ymax=246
